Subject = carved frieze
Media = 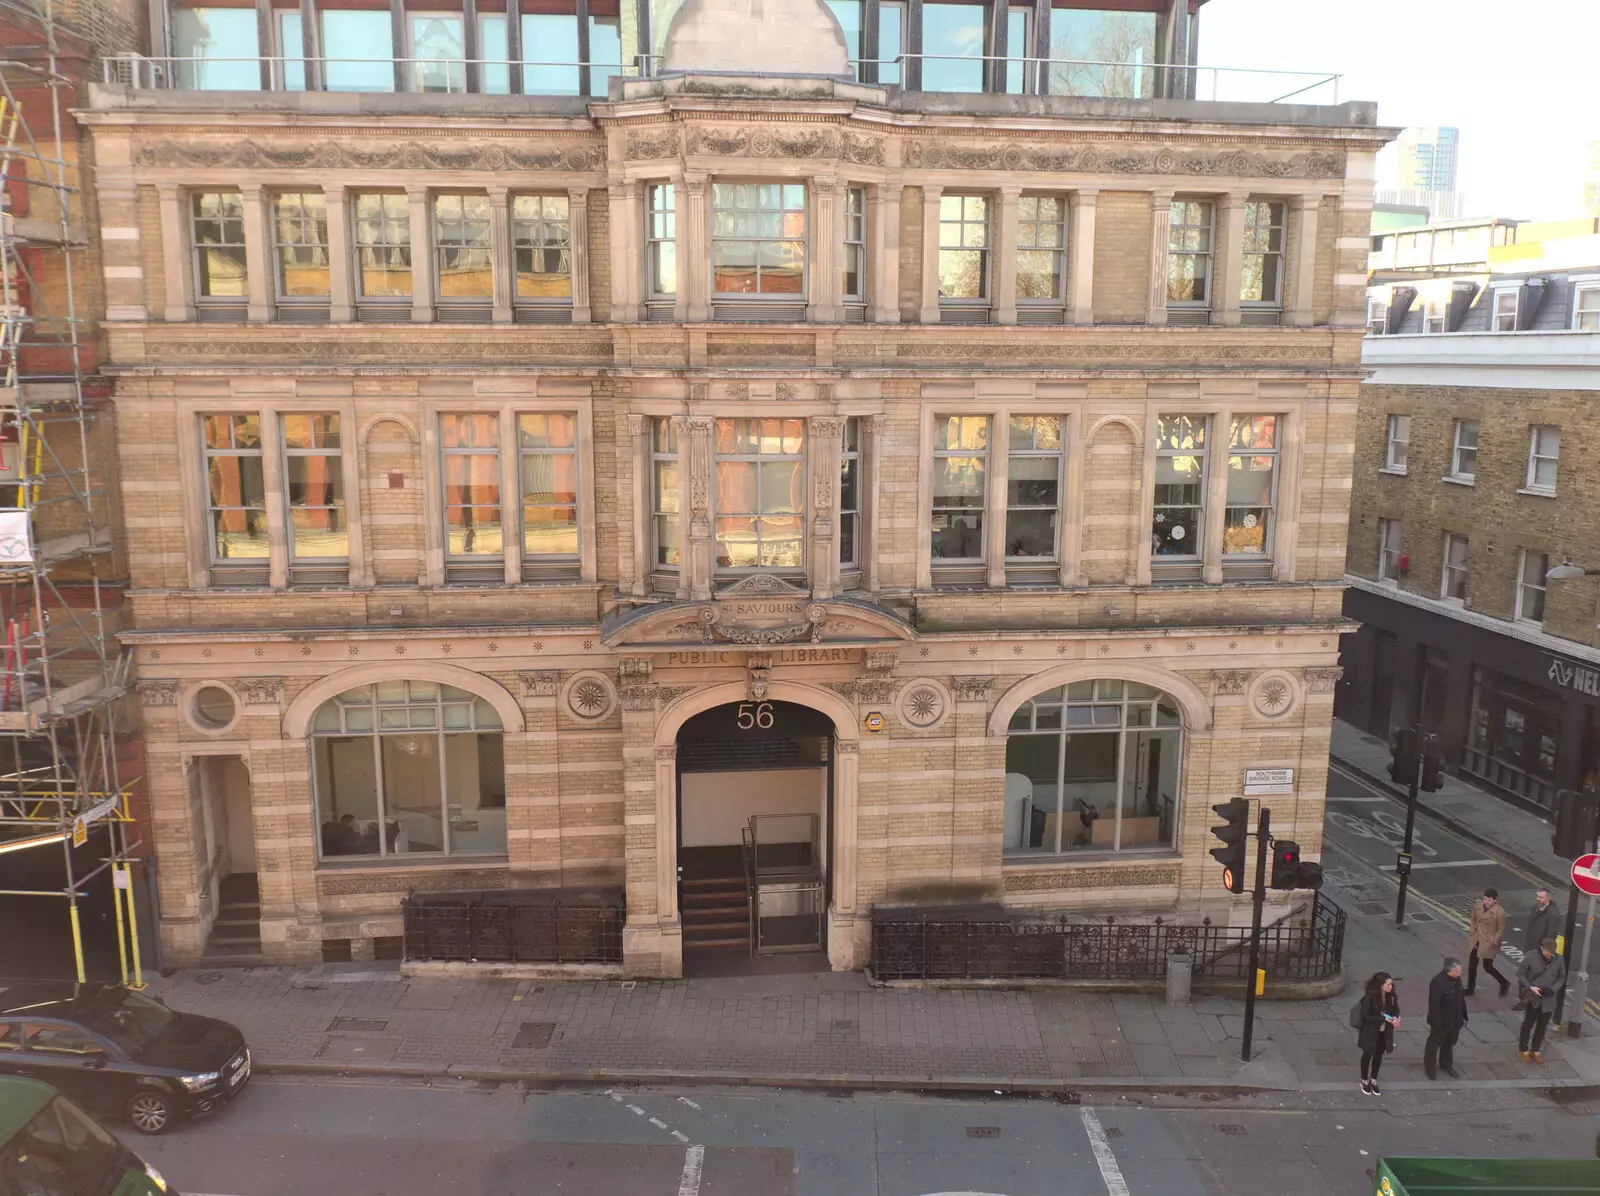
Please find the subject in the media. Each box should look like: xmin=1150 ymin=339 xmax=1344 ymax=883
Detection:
xmin=1212 ymin=670 xmax=1251 ymax=696
xmin=619 ymin=685 xmax=657 ymax=712
xmin=1303 ymin=667 xmax=1343 ymax=694
xmin=149 ymin=336 xmax=612 ymax=365
xmin=694 ymin=602 xmax=827 ymax=645
xmin=520 ymin=670 xmax=561 ymax=697
xmin=624 ymin=128 xmax=681 ymax=161
xmin=683 ymin=125 xmax=869 ymax=160
xmin=834 ymin=341 xmax=1330 ymax=366
xmin=903 ymin=139 xmax=1344 ymax=178
xmin=235 ymin=678 xmax=284 ymax=705
xmin=827 ymin=679 xmax=897 ymax=704
xmin=137 ymin=680 xmax=179 ymax=707
xmin=952 ymin=677 xmax=993 ymax=704
xmin=1003 ymin=865 xmax=1181 ymax=893
xmin=864 ymin=649 xmax=899 ymax=676
xmin=136 ymin=139 xmax=605 ymax=173
xmin=618 ymin=656 xmax=653 ymax=682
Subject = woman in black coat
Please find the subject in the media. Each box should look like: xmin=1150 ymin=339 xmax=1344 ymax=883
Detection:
xmin=1358 ymin=971 xmax=1401 ymax=1094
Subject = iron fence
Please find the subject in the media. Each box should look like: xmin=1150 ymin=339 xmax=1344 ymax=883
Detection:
xmin=403 ymin=889 xmax=623 ymax=964
xmin=871 ymin=894 xmax=1345 ymax=983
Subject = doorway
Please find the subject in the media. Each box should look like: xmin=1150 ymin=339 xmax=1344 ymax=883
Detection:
xmin=193 ymin=755 xmax=261 ymax=966
xmin=675 ymin=700 xmax=834 ymax=975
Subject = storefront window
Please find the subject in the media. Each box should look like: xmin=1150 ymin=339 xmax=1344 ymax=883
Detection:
xmin=313 ymin=681 xmax=505 ymax=860
xmin=1005 ymin=679 xmax=1181 ymax=856
xmin=1462 ymin=666 xmax=1560 ymax=810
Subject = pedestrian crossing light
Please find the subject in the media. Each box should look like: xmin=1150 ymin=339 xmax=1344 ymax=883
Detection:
xmin=1270 ymin=840 xmax=1301 ymax=890
xmin=1210 ymin=798 xmax=1250 ymax=895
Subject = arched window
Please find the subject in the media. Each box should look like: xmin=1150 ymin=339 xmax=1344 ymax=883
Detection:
xmin=312 ymin=681 xmax=505 ymax=860
xmin=1003 ymin=679 xmax=1180 ymax=858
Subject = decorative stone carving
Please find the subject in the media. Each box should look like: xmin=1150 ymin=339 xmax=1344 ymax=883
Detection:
xmin=655 ymin=685 xmax=694 ymax=704
xmin=953 ymin=677 xmax=993 ymax=703
xmin=1250 ymin=670 xmax=1299 ymax=720
xmin=234 ymin=678 xmax=283 ymax=705
xmin=618 ymin=656 xmax=653 ymax=681
xmin=1303 ymin=667 xmax=1343 ymax=694
xmin=624 ymin=128 xmax=680 ymax=161
xmin=655 ymin=744 xmax=678 ymax=760
xmin=689 ymin=384 xmax=709 ymax=402
xmin=1003 ymin=865 xmax=1180 ymax=893
xmin=136 ymin=138 xmax=605 ymax=173
xmin=520 ymin=670 xmax=560 ymax=697
xmin=775 ymin=382 xmax=802 ymax=401
xmin=841 ymin=132 xmax=886 ymax=166
xmin=561 ymin=671 xmax=618 ymax=721
xmin=723 ymin=382 xmax=751 ymax=401
xmin=619 ymin=685 xmax=657 ymax=712
xmin=864 ymin=649 xmax=899 ymax=676
xmin=834 ymin=739 xmax=859 ymax=753
xmin=748 ymin=666 xmax=771 ymax=701
xmin=683 ymin=126 xmax=858 ymax=160
xmin=719 ymin=573 xmax=808 ymax=597
xmin=1212 ymin=670 xmax=1251 ymax=696
xmin=136 ymin=680 xmax=179 ymax=707
xmin=693 ymin=602 xmax=827 ymax=645
xmin=833 ymin=340 xmax=1329 ymax=366
xmin=827 ymin=679 xmax=897 ymax=704
xmin=897 ymin=679 xmax=951 ymax=732
xmin=902 ymin=139 xmax=1344 ymax=178
xmin=153 ymin=336 xmax=612 ymax=366
xmin=625 ymin=413 xmax=647 ymax=437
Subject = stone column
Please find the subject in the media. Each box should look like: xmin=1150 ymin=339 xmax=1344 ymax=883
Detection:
xmin=259 ymin=409 xmax=288 ymax=588
xmin=872 ymin=183 xmax=902 ymax=324
xmin=1202 ymin=407 xmax=1233 ymax=584
xmin=157 ymin=184 xmax=194 ymax=323
xmin=918 ymin=184 xmax=943 ymax=324
xmin=1145 ymin=189 xmax=1174 ymax=326
xmin=1216 ymin=190 xmax=1249 ymax=326
xmin=568 ymin=186 xmax=592 ymax=323
xmin=487 ymin=185 xmax=513 ymax=323
xmin=1067 ymin=188 xmax=1098 ymax=325
xmin=621 ymin=712 xmax=682 ymax=978
xmin=678 ymin=415 xmax=714 ymax=600
xmin=407 ymin=185 xmax=434 ymax=323
xmin=809 ymin=175 xmax=841 ymax=323
xmin=825 ymin=738 xmax=863 ymax=970
xmin=499 ymin=407 xmax=521 ymax=585
xmin=808 ymin=415 xmax=845 ymax=598
xmin=240 ymin=183 xmax=272 ymax=322
xmin=324 ymin=185 xmax=354 ymax=323
xmin=1060 ymin=409 xmax=1085 ymax=587
xmin=992 ymin=186 xmax=1021 ymax=325
xmin=681 ymin=171 xmax=709 ymax=323
xmin=609 ymin=181 xmax=642 ymax=322
xmin=1286 ymin=193 xmax=1320 ymax=327
xmin=985 ymin=411 xmax=1008 ymax=588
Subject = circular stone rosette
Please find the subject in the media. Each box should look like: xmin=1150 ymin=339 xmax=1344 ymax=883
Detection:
xmin=896 ymin=678 xmax=952 ymax=733
xmin=1249 ymin=670 xmax=1300 ymax=721
xmin=561 ymin=671 xmax=618 ymax=721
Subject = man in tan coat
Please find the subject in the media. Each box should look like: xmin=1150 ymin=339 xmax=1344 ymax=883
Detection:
xmin=1466 ymin=887 xmax=1509 ymax=997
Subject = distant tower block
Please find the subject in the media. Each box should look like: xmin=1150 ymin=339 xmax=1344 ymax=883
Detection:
xmin=662 ymin=0 xmax=851 ymax=76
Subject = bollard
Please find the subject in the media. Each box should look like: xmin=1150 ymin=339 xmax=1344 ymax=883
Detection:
xmin=1166 ymin=950 xmax=1193 ymax=1005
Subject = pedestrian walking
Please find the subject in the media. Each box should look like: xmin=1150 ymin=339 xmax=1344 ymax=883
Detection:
xmin=1356 ymin=971 xmax=1400 ymax=1095
xmin=1465 ymin=888 xmax=1510 ymax=998
xmin=1425 ymin=956 xmax=1469 ymax=1080
xmin=1517 ymin=938 xmax=1567 ymax=1065
xmin=1516 ymin=889 xmax=1562 ymax=1011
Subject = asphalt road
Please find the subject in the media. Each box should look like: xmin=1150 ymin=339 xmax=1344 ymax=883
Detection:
xmin=120 ymin=1076 xmax=1600 ymax=1196
xmin=1324 ymin=764 xmax=1600 ymax=1008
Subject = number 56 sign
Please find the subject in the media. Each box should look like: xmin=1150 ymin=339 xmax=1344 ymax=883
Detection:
xmin=735 ymin=701 xmax=775 ymax=730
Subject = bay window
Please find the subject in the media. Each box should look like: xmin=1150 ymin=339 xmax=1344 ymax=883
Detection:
xmin=1152 ymin=414 xmax=1206 ymax=558
xmin=440 ymin=414 xmax=503 ymax=580
xmin=931 ymin=415 xmax=989 ymax=562
xmin=713 ymin=418 xmax=806 ymax=571
xmin=1224 ymin=415 xmax=1278 ymax=558
xmin=710 ymin=183 xmax=807 ymax=301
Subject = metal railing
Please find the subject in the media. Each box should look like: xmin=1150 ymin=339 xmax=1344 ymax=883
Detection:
xmin=402 ymin=889 xmax=623 ymax=964
xmin=104 ymin=51 xmax=1339 ymax=105
xmin=871 ymin=894 xmax=1346 ymax=983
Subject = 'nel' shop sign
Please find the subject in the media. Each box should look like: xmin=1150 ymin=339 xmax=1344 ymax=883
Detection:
xmin=1548 ymin=655 xmax=1600 ymax=698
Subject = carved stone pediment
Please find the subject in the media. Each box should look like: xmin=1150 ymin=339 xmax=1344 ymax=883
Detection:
xmin=604 ymin=596 xmax=916 ymax=649
xmin=717 ymin=574 xmax=809 ymax=598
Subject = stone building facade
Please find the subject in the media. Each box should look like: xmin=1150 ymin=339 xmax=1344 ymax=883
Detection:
xmin=84 ymin=0 xmax=1386 ymax=976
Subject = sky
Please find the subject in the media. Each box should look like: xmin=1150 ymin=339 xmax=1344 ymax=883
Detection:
xmin=1196 ymin=0 xmax=1600 ymax=219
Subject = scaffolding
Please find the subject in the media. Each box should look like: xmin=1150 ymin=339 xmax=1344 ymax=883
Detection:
xmin=0 ymin=0 xmax=140 ymax=985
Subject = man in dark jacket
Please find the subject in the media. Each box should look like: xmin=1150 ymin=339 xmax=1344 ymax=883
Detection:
xmin=1425 ymin=956 xmax=1469 ymax=1080
xmin=1517 ymin=938 xmax=1567 ymax=1064
xmin=1516 ymin=890 xmax=1562 ymax=1011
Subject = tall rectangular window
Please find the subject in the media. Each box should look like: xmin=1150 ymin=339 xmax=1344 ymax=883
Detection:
xmin=276 ymin=9 xmax=306 ymax=90
xmin=1441 ymin=532 xmax=1469 ymax=601
xmin=877 ymin=2 xmax=904 ymax=85
xmin=518 ymin=414 xmax=578 ymax=562
xmin=1239 ymin=201 xmax=1284 ymax=307
xmin=1378 ymin=518 xmax=1402 ymax=582
xmin=843 ymin=187 xmax=867 ymax=306
xmin=1016 ymin=195 xmax=1066 ymax=306
xmin=1526 ymin=425 xmax=1559 ymax=492
xmin=512 ymin=196 xmax=572 ymax=302
xmin=282 ymin=413 xmax=346 ymax=563
xmin=1152 ymin=415 xmax=1206 ymax=557
xmin=408 ymin=13 xmax=465 ymax=92
xmin=1574 ymin=285 xmax=1600 ymax=331
xmin=921 ymin=2 xmax=986 ymax=92
xmin=1167 ymin=200 xmax=1213 ymax=305
xmin=589 ymin=7 xmax=623 ymax=96
xmin=1492 ymin=288 xmax=1518 ymax=331
xmin=1422 ymin=299 xmax=1445 ymax=333
xmin=1005 ymin=6 xmax=1029 ymax=94
xmin=710 ymin=183 xmax=806 ymax=297
xmin=1517 ymin=549 xmax=1548 ymax=624
xmin=440 ymin=415 xmax=502 ymax=562
xmin=434 ymin=194 xmax=492 ymax=302
xmin=1224 ymin=415 xmax=1278 ymax=557
xmin=647 ymin=184 xmax=677 ymax=300
xmin=1004 ymin=415 xmax=1062 ymax=560
xmin=354 ymin=193 xmax=412 ymax=299
xmin=479 ymin=14 xmax=509 ymax=94
xmin=272 ymin=192 xmax=329 ymax=301
xmin=1385 ymin=414 xmax=1411 ymax=471
xmin=713 ymin=419 xmax=806 ymax=571
xmin=931 ymin=415 xmax=989 ymax=561
xmin=1450 ymin=418 xmax=1479 ymax=480
xmin=1367 ymin=299 xmax=1387 ymax=335
xmin=202 ymin=414 xmax=267 ymax=564
xmin=651 ymin=419 xmax=680 ymax=568
xmin=173 ymin=8 xmax=260 ymax=90
xmin=840 ymin=418 xmax=861 ymax=568
xmin=191 ymin=192 xmax=247 ymax=301
xmin=521 ymin=13 xmax=580 ymax=95
xmin=320 ymin=9 xmax=395 ymax=92
xmin=938 ymin=195 xmax=990 ymax=302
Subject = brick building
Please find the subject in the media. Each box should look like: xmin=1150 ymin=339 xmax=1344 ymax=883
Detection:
xmin=1342 ymin=220 xmax=1600 ymax=817
xmin=82 ymin=0 xmax=1388 ymax=976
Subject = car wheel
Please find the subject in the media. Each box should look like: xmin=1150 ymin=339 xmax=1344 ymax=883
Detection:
xmin=126 ymin=1089 xmax=177 ymax=1135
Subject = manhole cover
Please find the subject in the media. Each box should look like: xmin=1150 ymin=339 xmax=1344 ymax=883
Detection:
xmin=1216 ymin=1124 xmax=1248 ymax=1136
xmin=328 ymin=1017 xmax=388 ymax=1033
xmin=195 ymin=971 xmax=226 ymax=985
xmin=1407 ymin=912 xmax=1436 ymax=923
xmin=512 ymin=1021 xmax=556 ymax=1050
xmin=966 ymin=1127 xmax=1002 ymax=1139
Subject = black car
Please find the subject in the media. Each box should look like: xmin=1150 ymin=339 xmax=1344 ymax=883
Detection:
xmin=0 ymin=982 xmax=249 ymax=1135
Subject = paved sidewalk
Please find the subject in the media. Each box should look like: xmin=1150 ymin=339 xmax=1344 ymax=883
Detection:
xmin=1330 ymin=717 xmax=1571 ymax=888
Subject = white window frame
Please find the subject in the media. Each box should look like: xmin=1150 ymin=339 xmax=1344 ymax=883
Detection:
xmin=937 ymin=194 xmax=992 ymax=306
xmin=646 ymin=183 xmax=676 ymax=303
xmin=1378 ymin=518 xmax=1402 ymax=583
xmin=1449 ymin=418 xmax=1479 ymax=482
xmin=271 ymin=191 xmax=330 ymax=306
xmin=1003 ymin=414 xmax=1064 ymax=562
xmin=842 ymin=186 xmax=867 ymax=307
xmin=1422 ymin=298 xmax=1445 ymax=333
xmin=1166 ymin=199 xmax=1214 ymax=309
xmin=1574 ymin=284 xmax=1600 ymax=332
xmin=1441 ymin=531 xmax=1469 ymax=602
xmin=1223 ymin=414 xmax=1279 ymax=560
xmin=1516 ymin=548 xmax=1548 ymax=625
xmin=1525 ymin=425 xmax=1559 ymax=494
xmin=1239 ymin=200 xmax=1285 ymax=309
xmin=708 ymin=181 xmax=808 ymax=301
xmin=1152 ymin=414 xmax=1209 ymax=560
xmin=201 ymin=413 xmax=267 ymax=569
xmin=1367 ymin=298 xmax=1387 ymax=335
xmin=190 ymin=190 xmax=247 ymax=306
xmin=432 ymin=193 xmax=492 ymax=307
xmin=650 ymin=418 xmax=680 ymax=572
xmin=1384 ymin=414 xmax=1410 ymax=473
xmin=1491 ymin=286 xmax=1519 ymax=331
xmin=511 ymin=193 xmax=573 ymax=309
xmin=1015 ymin=194 xmax=1067 ymax=310
xmin=439 ymin=413 xmax=503 ymax=572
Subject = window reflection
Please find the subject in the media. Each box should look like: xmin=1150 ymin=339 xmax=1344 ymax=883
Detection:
xmin=410 ymin=14 xmax=465 ymax=93
xmin=523 ymin=13 xmax=580 ymax=95
xmin=1046 ymin=8 xmax=1157 ymax=98
xmin=321 ymin=9 xmax=396 ymax=92
xmin=713 ymin=418 xmax=806 ymax=570
xmin=922 ymin=2 xmax=986 ymax=92
xmin=174 ymin=8 xmax=260 ymax=90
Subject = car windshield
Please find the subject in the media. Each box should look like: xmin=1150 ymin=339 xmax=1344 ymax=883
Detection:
xmin=0 ymin=1095 xmax=127 ymax=1196
xmin=76 ymin=990 xmax=175 ymax=1055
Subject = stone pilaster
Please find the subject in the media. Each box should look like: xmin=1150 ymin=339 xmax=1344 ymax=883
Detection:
xmin=1145 ymin=189 xmax=1174 ymax=325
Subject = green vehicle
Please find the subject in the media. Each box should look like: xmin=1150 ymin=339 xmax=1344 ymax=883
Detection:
xmin=0 ymin=1075 xmax=172 ymax=1195
xmin=1377 ymin=1156 xmax=1600 ymax=1195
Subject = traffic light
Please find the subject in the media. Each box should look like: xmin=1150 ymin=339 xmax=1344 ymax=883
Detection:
xmin=1270 ymin=840 xmax=1300 ymax=890
xmin=1210 ymin=798 xmax=1250 ymax=894
xmin=1552 ymin=788 xmax=1600 ymax=857
xmin=1297 ymin=860 xmax=1325 ymax=891
xmin=1418 ymin=731 xmax=1445 ymax=792
xmin=1387 ymin=727 xmax=1419 ymax=785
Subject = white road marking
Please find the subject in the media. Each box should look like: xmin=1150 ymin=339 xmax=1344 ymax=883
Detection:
xmin=1379 ymin=858 xmax=1497 ymax=870
xmin=1079 ymin=1107 xmax=1130 ymax=1196
xmin=650 ymin=1117 xmax=668 ymax=1129
xmin=608 ymin=1091 xmax=624 ymax=1102
xmin=677 ymin=1096 xmax=702 ymax=1111
xmin=1325 ymin=795 xmax=1389 ymax=803
xmin=671 ymin=1130 xmax=690 ymax=1143
xmin=627 ymin=1104 xmax=646 ymax=1115
xmin=677 ymin=1144 xmax=706 ymax=1196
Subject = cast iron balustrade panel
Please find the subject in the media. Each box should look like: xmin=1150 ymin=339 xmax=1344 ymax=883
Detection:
xmin=404 ymin=890 xmax=623 ymax=964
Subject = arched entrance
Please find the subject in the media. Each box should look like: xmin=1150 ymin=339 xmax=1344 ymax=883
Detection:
xmin=676 ymin=700 xmax=834 ymax=974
